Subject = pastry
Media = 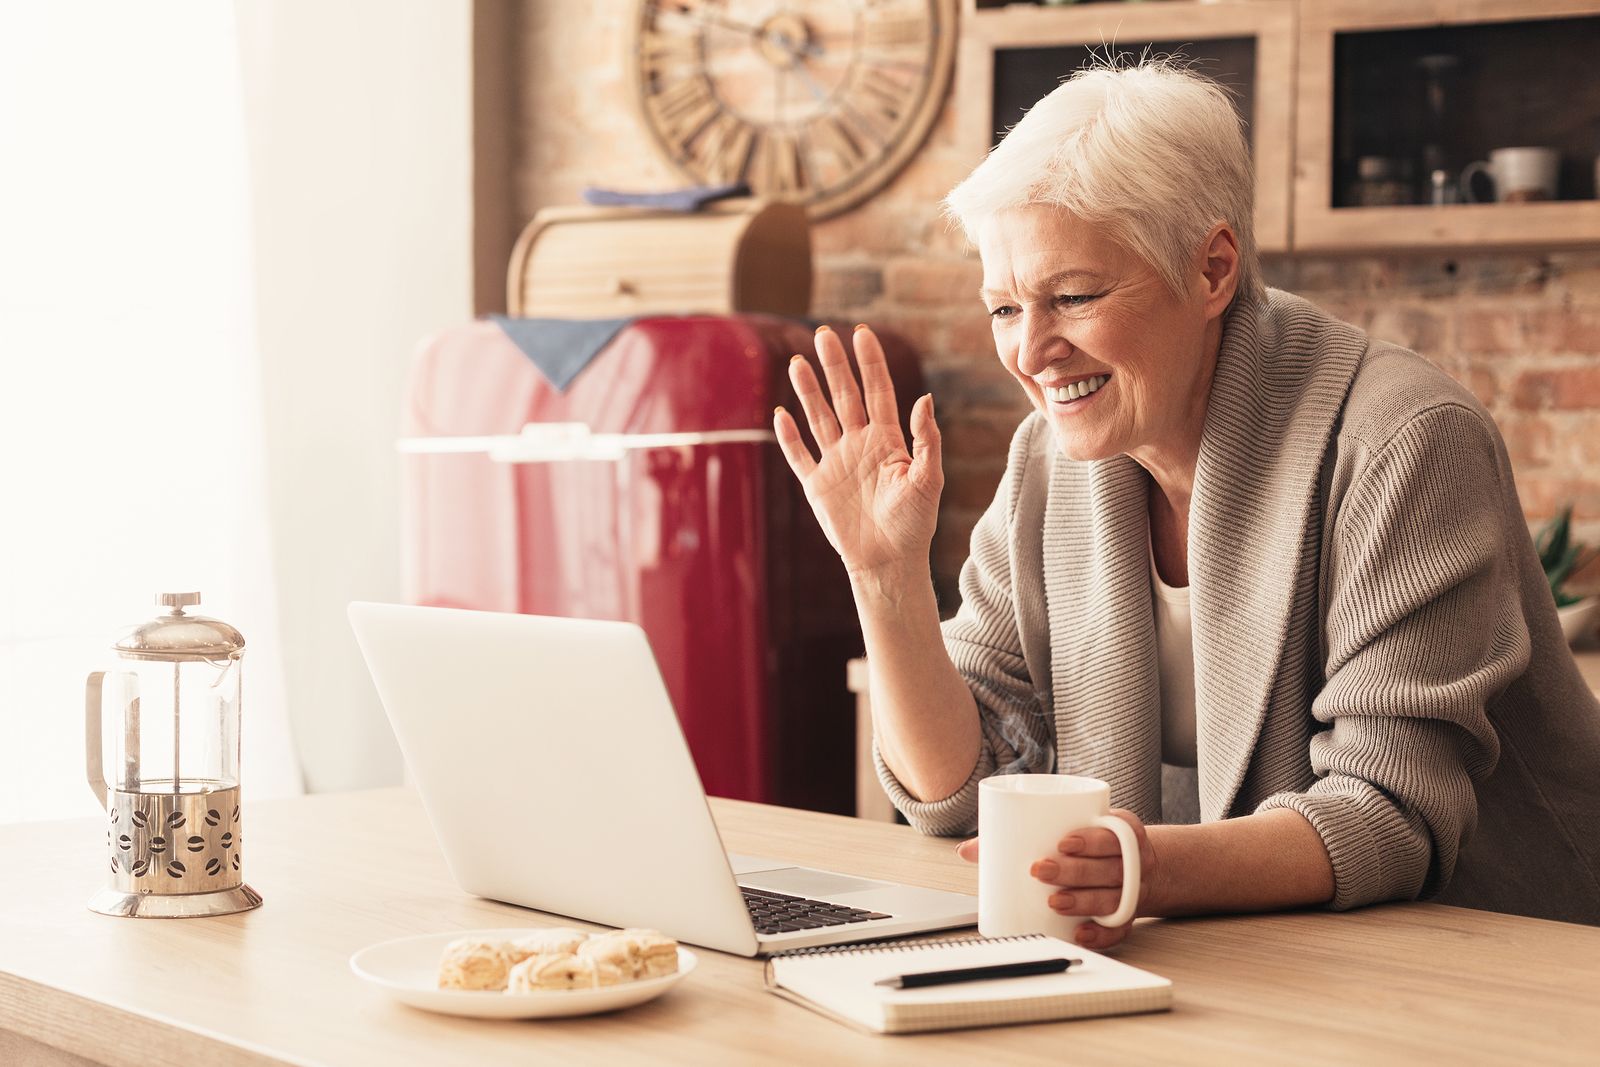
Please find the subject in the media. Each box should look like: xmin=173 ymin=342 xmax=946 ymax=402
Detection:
xmin=508 ymin=928 xmax=589 ymax=963
xmin=437 ymin=937 xmax=516 ymax=991
xmin=578 ymin=928 xmax=679 ymax=979
xmin=507 ymin=951 xmax=626 ymax=992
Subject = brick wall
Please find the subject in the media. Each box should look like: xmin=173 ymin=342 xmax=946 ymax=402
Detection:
xmin=510 ymin=4 xmax=1600 ymax=610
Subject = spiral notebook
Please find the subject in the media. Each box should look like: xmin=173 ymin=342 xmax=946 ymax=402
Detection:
xmin=763 ymin=933 xmax=1172 ymax=1034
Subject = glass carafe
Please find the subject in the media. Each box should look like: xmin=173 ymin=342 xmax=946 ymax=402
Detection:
xmin=84 ymin=592 xmax=262 ymax=917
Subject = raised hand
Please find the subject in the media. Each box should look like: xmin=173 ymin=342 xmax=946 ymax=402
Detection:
xmin=773 ymin=324 xmax=942 ymax=579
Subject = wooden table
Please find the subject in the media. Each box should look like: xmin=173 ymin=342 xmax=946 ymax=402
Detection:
xmin=3 ymin=789 xmax=1598 ymax=1066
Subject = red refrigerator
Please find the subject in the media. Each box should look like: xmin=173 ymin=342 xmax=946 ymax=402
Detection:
xmin=400 ymin=314 xmax=922 ymax=815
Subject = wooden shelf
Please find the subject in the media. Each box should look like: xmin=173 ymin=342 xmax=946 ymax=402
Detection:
xmin=1292 ymin=201 xmax=1600 ymax=253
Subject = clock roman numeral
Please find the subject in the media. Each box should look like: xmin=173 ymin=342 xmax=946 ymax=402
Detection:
xmin=806 ymin=114 xmax=869 ymax=172
xmin=691 ymin=111 xmax=756 ymax=183
xmin=647 ymin=76 xmax=722 ymax=149
xmin=842 ymin=67 xmax=914 ymax=142
xmin=639 ymin=29 xmax=700 ymax=77
xmin=751 ymin=129 xmax=805 ymax=194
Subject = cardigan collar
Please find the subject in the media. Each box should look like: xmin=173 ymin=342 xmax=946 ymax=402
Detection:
xmin=1041 ymin=289 xmax=1369 ymax=823
xmin=1189 ymin=290 xmax=1369 ymax=819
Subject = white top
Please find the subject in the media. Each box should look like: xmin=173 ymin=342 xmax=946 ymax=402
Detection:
xmin=1152 ymin=548 xmax=1198 ymax=768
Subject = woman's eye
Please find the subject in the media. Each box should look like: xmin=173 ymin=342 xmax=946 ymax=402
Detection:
xmin=988 ymin=305 xmax=1017 ymax=319
xmin=1056 ymin=294 xmax=1098 ymax=308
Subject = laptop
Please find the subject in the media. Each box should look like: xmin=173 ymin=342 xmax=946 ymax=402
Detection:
xmin=347 ymin=602 xmax=977 ymax=957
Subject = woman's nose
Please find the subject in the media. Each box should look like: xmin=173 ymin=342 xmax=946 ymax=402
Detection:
xmin=1015 ymin=315 xmax=1065 ymax=377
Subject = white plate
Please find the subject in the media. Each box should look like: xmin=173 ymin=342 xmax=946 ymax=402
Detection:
xmin=350 ymin=928 xmax=696 ymax=1020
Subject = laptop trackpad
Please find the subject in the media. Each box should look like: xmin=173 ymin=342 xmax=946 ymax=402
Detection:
xmin=739 ymin=867 xmax=890 ymax=898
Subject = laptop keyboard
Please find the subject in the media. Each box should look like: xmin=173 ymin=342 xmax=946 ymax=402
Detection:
xmin=742 ymin=886 xmax=892 ymax=935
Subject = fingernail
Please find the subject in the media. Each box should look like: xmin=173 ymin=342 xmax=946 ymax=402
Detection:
xmin=815 ymin=324 xmax=832 ymax=335
xmin=773 ymin=406 xmax=784 ymax=416
xmin=1031 ymin=860 xmax=1058 ymax=881
xmin=1051 ymin=893 xmax=1076 ymax=911
xmin=1060 ymin=836 xmax=1084 ymax=855
xmin=853 ymin=323 xmax=868 ymax=332
xmin=790 ymin=353 xmax=804 ymax=363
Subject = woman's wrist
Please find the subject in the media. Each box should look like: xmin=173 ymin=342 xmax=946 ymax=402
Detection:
xmin=847 ymin=558 xmax=933 ymax=605
xmin=1139 ymin=824 xmax=1184 ymax=918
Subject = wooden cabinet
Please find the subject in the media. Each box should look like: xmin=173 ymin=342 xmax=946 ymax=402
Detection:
xmin=957 ymin=1 xmax=1296 ymax=253
xmin=958 ymin=0 xmax=1600 ymax=252
xmin=1295 ymin=0 xmax=1600 ymax=251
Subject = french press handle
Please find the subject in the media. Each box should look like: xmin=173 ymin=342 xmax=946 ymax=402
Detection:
xmin=85 ymin=672 xmax=110 ymax=809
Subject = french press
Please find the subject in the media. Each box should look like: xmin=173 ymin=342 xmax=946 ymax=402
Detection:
xmin=85 ymin=593 xmax=262 ymax=917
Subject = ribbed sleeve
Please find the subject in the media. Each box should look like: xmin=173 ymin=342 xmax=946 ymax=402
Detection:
xmin=874 ymin=417 xmax=1054 ymax=836
xmin=1257 ymin=402 xmax=1527 ymax=909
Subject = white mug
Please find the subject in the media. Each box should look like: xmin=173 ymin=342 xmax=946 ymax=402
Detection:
xmin=1461 ymin=147 xmax=1560 ymax=203
xmin=977 ymin=774 xmax=1140 ymax=940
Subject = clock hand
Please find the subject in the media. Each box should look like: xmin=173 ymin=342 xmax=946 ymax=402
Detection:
xmin=790 ymin=58 xmax=831 ymax=104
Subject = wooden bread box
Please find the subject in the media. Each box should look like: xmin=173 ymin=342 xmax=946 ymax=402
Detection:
xmin=506 ymin=198 xmax=812 ymax=318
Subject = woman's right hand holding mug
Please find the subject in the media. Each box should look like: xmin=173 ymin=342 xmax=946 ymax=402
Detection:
xmin=773 ymin=325 xmax=943 ymax=583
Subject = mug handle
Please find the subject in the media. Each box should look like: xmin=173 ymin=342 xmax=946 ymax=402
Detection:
xmin=1089 ymin=813 xmax=1141 ymax=928
xmin=1460 ymin=160 xmax=1493 ymax=204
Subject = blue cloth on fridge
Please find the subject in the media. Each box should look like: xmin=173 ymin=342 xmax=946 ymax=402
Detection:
xmin=489 ymin=315 xmax=639 ymax=392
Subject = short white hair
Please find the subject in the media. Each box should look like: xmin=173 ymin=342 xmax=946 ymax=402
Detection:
xmin=944 ymin=57 xmax=1264 ymax=310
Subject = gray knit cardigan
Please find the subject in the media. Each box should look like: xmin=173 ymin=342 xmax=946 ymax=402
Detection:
xmin=875 ymin=288 xmax=1600 ymax=925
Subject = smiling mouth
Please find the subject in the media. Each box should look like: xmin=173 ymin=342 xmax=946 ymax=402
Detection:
xmin=1042 ymin=374 xmax=1109 ymax=404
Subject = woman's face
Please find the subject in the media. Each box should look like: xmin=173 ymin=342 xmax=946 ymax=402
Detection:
xmin=978 ymin=205 xmax=1220 ymax=469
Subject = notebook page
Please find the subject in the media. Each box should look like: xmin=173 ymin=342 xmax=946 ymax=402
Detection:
xmin=766 ymin=934 xmax=1172 ymax=1033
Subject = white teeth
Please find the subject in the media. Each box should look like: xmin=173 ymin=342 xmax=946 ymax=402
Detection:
xmin=1043 ymin=375 xmax=1107 ymax=404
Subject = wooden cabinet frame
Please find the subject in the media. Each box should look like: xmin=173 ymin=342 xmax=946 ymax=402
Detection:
xmin=957 ymin=2 xmax=1297 ymax=253
xmin=1294 ymin=0 xmax=1600 ymax=251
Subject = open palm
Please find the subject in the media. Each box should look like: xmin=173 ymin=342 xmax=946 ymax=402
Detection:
xmin=773 ymin=325 xmax=942 ymax=577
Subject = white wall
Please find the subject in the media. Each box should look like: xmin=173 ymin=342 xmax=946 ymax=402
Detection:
xmin=236 ymin=0 xmax=474 ymax=790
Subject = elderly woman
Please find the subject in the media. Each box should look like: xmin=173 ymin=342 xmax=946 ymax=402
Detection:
xmin=773 ymin=60 xmax=1600 ymax=949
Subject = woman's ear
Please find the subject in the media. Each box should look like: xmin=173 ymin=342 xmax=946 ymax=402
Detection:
xmin=1198 ymin=222 xmax=1240 ymax=320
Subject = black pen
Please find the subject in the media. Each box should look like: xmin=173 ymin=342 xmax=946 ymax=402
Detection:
xmin=873 ymin=957 xmax=1082 ymax=989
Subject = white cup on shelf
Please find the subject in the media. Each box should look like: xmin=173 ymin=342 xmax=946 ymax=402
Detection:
xmin=1461 ymin=147 xmax=1560 ymax=203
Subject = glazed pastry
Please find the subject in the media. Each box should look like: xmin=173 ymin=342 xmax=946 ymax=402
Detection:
xmin=507 ymin=951 xmax=626 ymax=992
xmin=579 ymin=928 xmax=679 ymax=979
xmin=508 ymin=928 xmax=589 ymax=963
xmin=437 ymin=937 xmax=516 ymax=991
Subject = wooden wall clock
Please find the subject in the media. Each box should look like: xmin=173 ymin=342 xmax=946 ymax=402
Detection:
xmin=631 ymin=1 xmax=960 ymax=220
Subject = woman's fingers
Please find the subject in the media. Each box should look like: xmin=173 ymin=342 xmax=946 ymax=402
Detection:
xmin=815 ymin=325 xmax=868 ymax=432
xmin=954 ymin=837 xmax=979 ymax=863
xmin=1073 ymin=920 xmax=1131 ymax=951
xmin=1059 ymin=810 xmax=1149 ymax=863
xmin=909 ymin=392 xmax=942 ymax=491
xmin=788 ymin=354 xmax=841 ymax=449
xmin=1048 ymin=888 xmax=1128 ymax=917
xmin=772 ymin=406 xmax=816 ymax=479
xmin=1030 ymin=854 xmax=1126 ymax=888
xmin=852 ymin=324 xmax=902 ymax=433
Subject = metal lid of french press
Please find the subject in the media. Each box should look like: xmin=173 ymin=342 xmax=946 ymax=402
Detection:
xmin=113 ymin=592 xmax=246 ymax=661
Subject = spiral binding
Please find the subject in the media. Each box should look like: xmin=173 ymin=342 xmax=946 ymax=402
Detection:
xmin=769 ymin=933 xmax=1046 ymax=959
